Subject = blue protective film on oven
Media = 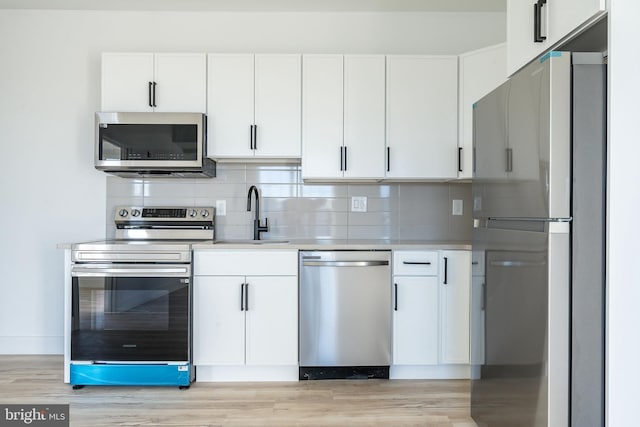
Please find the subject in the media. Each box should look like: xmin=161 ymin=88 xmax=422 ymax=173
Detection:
xmin=70 ymin=363 xmax=191 ymax=386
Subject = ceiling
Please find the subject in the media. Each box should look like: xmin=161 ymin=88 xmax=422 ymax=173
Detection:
xmin=0 ymin=0 xmax=506 ymax=12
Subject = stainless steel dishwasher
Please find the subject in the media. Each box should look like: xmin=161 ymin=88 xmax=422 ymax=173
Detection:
xmin=299 ymin=250 xmax=391 ymax=379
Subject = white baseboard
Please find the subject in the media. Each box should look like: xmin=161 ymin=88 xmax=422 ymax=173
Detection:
xmin=390 ymin=364 xmax=470 ymax=379
xmin=195 ymin=365 xmax=299 ymax=382
xmin=0 ymin=336 xmax=63 ymax=355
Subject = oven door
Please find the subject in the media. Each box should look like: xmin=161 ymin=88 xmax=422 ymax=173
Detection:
xmin=70 ymin=263 xmax=191 ymax=363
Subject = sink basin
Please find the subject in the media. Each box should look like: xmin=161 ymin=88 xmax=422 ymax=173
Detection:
xmin=214 ymin=240 xmax=290 ymax=245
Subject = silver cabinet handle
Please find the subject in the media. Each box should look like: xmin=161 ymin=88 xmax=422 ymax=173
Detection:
xmin=302 ymin=260 xmax=389 ymax=267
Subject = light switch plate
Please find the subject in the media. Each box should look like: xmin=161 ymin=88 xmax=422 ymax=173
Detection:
xmin=351 ymin=196 xmax=367 ymax=213
xmin=452 ymin=199 xmax=463 ymax=216
xmin=215 ymin=200 xmax=227 ymax=216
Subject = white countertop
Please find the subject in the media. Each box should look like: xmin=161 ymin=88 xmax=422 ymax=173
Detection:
xmin=191 ymin=239 xmax=471 ymax=250
xmin=59 ymin=239 xmax=471 ymax=251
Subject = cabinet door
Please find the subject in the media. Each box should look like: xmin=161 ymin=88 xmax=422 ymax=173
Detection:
xmin=458 ymin=44 xmax=507 ymax=180
xmin=439 ymin=250 xmax=471 ymax=364
xmin=101 ymin=53 xmax=154 ymax=112
xmin=207 ymin=54 xmax=255 ymax=158
xmin=301 ymin=55 xmax=344 ymax=180
xmin=193 ymin=277 xmax=246 ymax=365
xmin=245 ymin=276 xmax=298 ymax=366
xmin=506 ymin=0 xmax=550 ymax=76
xmin=393 ymin=276 xmax=439 ymax=365
xmin=386 ymin=56 xmax=458 ymax=179
xmin=507 ymin=0 xmax=606 ymax=75
xmin=550 ymin=0 xmax=606 ymax=50
xmin=254 ymin=54 xmax=301 ymax=158
xmin=343 ymin=55 xmax=386 ymax=180
xmin=154 ymin=53 xmax=206 ymax=113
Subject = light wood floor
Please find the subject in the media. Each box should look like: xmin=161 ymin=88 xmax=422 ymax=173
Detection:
xmin=0 ymin=356 xmax=477 ymax=426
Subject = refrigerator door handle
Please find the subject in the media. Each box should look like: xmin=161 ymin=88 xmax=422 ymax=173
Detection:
xmin=490 ymin=260 xmax=547 ymax=267
xmin=486 ymin=217 xmax=572 ymax=223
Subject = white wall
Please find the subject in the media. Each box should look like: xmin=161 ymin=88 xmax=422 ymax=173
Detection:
xmin=607 ymin=1 xmax=640 ymax=425
xmin=0 ymin=9 xmax=505 ymax=354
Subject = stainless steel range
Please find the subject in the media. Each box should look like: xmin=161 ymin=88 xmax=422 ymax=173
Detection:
xmin=66 ymin=206 xmax=214 ymax=389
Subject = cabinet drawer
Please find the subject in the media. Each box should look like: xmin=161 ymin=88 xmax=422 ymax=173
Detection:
xmin=194 ymin=249 xmax=298 ymax=276
xmin=393 ymin=251 xmax=438 ymax=276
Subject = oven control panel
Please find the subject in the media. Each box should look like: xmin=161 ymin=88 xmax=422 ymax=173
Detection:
xmin=115 ymin=206 xmax=214 ymax=222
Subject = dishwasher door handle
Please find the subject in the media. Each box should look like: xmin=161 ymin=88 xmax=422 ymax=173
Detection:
xmin=302 ymin=260 xmax=389 ymax=267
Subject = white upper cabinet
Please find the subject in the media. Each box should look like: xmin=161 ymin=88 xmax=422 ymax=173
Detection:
xmin=343 ymin=55 xmax=386 ymax=180
xmin=302 ymin=55 xmax=385 ymax=181
xmin=507 ymin=0 xmax=606 ymax=75
xmin=386 ymin=55 xmax=458 ymax=180
xmin=207 ymin=54 xmax=255 ymax=158
xmin=254 ymin=55 xmax=302 ymax=158
xmin=101 ymin=53 xmax=206 ymax=113
xmin=302 ymin=55 xmax=343 ymax=179
xmin=207 ymin=54 xmax=301 ymax=160
xmin=458 ymin=44 xmax=507 ymax=180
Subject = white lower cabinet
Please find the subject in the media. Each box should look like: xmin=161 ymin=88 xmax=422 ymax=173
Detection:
xmin=193 ymin=249 xmax=298 ymax=381
xmin=393 ymin=276 xmax=439 ymax=365
xmin=392 ymin=250 xmax=471 ymax=379
xmin=439 ymin=250 xmax=471 ymax=364
xmin=194 ymin=275 xmax=297 ymax=366
xmin=194 ymin=276 xmax=245 ymax=365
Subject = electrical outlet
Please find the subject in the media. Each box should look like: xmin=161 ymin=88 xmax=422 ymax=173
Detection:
xmin=452 ymin=199 xmax=463 ymax=216
xmin=215 ymin=200 xmax=226 ymax=216
xmin=351 ymin=196 xmax=367 ymax=213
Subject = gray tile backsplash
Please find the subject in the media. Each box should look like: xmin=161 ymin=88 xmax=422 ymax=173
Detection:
xmin=106 ymin=164 xmax=472 ymax=241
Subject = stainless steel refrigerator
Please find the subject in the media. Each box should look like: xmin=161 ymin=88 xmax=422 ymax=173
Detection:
xmin=471 ymin=51 xmax=606 ymax=427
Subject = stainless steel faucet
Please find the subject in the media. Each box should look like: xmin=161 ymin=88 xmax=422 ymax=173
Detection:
xmin=247 ymin=185 xmax=269 ymax=240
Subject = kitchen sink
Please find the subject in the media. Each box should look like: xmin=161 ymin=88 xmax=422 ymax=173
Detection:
xmin=214 ymin=240 xmax=290 ymax=245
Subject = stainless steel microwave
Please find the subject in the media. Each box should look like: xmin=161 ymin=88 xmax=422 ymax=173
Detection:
xmin=95 ymin=112 xmax=215 ymax=178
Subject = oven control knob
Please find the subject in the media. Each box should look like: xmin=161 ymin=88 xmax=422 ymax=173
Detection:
xmin=201 ymin=209 xmax=210 ymax=218
xmin=118 ymin=209 xmax=129 ymax=218
xmin=131 ymin=209 xmax=141 ymax=217
xmin=189 ymin=209 xmax=198 ymax=218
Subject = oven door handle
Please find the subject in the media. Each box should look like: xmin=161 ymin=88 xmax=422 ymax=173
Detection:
xmin=71 ymin=264 xmax=191 ymax=277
